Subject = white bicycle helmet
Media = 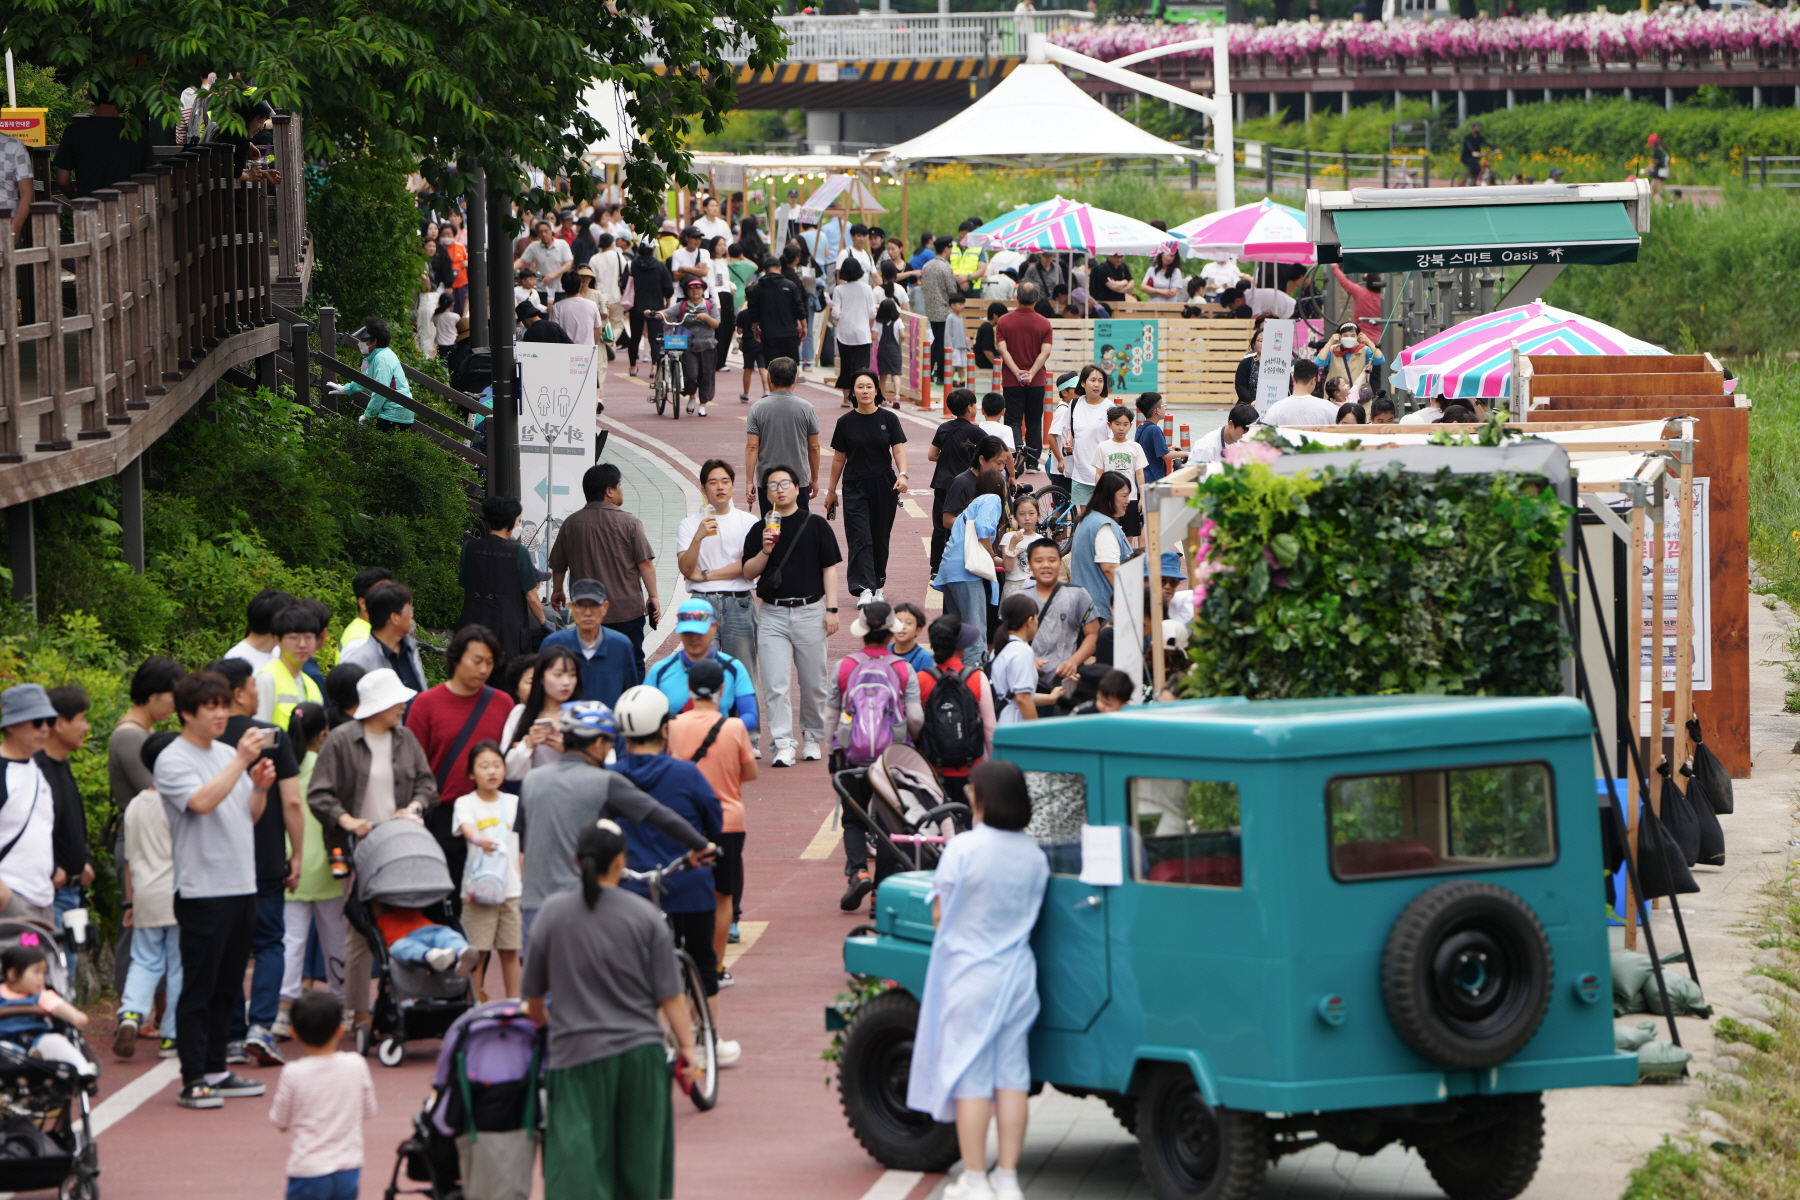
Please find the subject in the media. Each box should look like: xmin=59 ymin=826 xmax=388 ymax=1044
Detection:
xmin=614 ymin=685 xmax=671 ymax=739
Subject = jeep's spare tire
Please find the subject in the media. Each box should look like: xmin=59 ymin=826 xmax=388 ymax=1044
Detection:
xmin=1381 ymin=881 xmax=1553 ymax=1069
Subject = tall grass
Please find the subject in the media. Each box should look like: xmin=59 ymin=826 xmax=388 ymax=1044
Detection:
xmin=1742 ymin=362 xmax=1800 ymax=610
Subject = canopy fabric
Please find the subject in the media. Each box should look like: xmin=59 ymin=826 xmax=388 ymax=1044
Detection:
xmin=873 ymin=63 xmax=1209 ymax=168
xmin=796 ymin=174 xmax=887 ymax=223
xmin=1327 ymin=201 xmax=1640 ymax=273
xmin=969 ymin=196 xmax=1171 ymax=255
xmin=1397 ymin=304 xmax=1667 ymax=400
xmin=1171 ymin=199 xmax=1314 ymax=265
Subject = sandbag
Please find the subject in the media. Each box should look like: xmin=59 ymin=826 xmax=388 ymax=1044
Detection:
xmin=1614 ymin=1021 xmax=1658 ymax=1051
xmin=1639 ymin=970 xmax=1712 ymax=1019
xmin=1687 ymin=718 xmax=1734 ymax=815
xmin=1657 ymin=764 xmax=1701 ymax=867
xmin=1637 ymin=1038 xmax=1692 ymax=1082
xmin=1635 ymin=802 xmax=1701 ymax=901
xmin=1692 ymin=773 xmax=1726 ymax=867
xmin=1611 ymin=950 xmax=1654 ymax=1017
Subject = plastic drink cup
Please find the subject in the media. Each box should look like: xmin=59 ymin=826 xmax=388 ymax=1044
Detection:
xmin=64 ymin=908 xmax=88 ymax=945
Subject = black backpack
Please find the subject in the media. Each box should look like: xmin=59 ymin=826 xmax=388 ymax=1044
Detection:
xmin=921 ymin=666 xmax=985 ymax=769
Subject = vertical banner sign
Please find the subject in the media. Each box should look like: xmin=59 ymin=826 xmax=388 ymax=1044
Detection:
xmin=515 ymin=343 xmax=601 ymax=572
xmin=1641 ymin=477 xmax=1712 ymax=693
xmin=1256 ymin=319 xmax=1296 ymax=413
xmin=1093 ymin=320 xmax=1157 ymax=394
xmin=1112 ymin=552 xmax=1146 ymax=704
xmin=900 ymin=311 xmax=927 ymax=403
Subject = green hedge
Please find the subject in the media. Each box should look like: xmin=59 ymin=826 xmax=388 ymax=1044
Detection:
xmin=308 ymin=155 xmax=428 ymax=330
xmin=1181 ymin=460 xmax=1570 ymax=699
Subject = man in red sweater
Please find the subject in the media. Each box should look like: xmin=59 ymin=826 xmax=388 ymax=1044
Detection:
xmin=405 ymin=626 xmax=512 ymax=896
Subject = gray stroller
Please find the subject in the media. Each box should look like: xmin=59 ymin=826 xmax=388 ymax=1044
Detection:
xmin=0 ymin=918 xmax=99 ymax=1199
xmin=346 ymin=820 xmax=477 ymax=1067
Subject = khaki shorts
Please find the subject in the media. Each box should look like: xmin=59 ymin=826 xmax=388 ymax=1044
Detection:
xmin=461 ymin=896 xmax=523 ymax=951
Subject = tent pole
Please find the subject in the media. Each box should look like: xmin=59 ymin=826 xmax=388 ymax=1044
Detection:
xmin=901 ymin=173 xmax=910 ymax=252
xmin=1623 ymin=502 xmax=1645 ymax=952
xmin=1671 ymin=423 xmax=1696 ymax=768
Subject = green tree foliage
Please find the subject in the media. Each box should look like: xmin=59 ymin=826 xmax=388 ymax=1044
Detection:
xmin=1181 ymin=462 xmax=1570 ymax=700
xmin=309 ymin=155 xmax=426 ymax=330
xmin=8 ymin=0 xmax=789 ymax=230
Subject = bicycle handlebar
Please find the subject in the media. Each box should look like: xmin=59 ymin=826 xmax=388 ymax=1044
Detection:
xmin=620 ymin=853 xmax=696 ymax=885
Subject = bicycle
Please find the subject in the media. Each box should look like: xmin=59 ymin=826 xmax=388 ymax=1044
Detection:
xmin=651 ymin=320 xmax=687 ymax=420
xmin=621 ymin=854 xmax=719 ymax=1110
xmin=1030 ymin=480 xmax=1079 ymax=553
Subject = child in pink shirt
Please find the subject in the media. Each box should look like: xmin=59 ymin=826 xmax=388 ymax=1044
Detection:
xmin=269 ymin=991 xmax=377 ymax=1200
xmin=0 ymin=939 xmax=94 ymax=1076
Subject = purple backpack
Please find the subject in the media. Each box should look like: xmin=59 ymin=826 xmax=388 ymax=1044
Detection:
xmin=845 ymin=654 xmax=905 ymax=765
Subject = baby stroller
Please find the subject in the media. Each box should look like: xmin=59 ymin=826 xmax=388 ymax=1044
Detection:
xmin=831 ymin=745 xmax=973 ymax=884
xmin=347 ymin=820 xmax=478 ymax=1068
xmin=384 ymin=1000 xmax=544 ymax=1200
xmin=0 ymin=918 xmax=99 ymax=1200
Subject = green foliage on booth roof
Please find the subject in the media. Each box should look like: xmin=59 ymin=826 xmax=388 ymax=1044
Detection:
xmin=309 ymin=155 xmax=429 ymax=332
xmin=1180 ymin=462 xmax=1571 ymax=701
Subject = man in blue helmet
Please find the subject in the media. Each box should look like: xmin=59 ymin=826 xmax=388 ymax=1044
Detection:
xmin=643 ymin=599 xmax=759 ymax=735
xmin=516 ymin=700 xmax=716 ymax=950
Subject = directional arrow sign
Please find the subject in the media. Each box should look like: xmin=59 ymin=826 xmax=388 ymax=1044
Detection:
xmin=533 ymin=479 xmax=572 ymax=501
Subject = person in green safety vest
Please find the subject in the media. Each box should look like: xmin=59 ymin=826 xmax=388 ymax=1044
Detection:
xmin=951 ymin=219 xmax=986 ymax=300
xmin=256 ymin=605 xmax=326 ymax=732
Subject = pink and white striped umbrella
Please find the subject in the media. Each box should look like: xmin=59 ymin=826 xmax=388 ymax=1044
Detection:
xmin=971 ymin=197 xmax=1170 ymax=255
xmin=1397 ymin=303 xmax=1667 ymax=399
xmin=1170 ymin=199 xmax=1314 ymax=264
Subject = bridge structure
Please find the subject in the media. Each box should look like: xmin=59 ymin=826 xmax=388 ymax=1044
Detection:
xmin=701 ymin=12 xmax=1800 ymax=150
xmin=0 ymin=119 xmax=312 ymax=609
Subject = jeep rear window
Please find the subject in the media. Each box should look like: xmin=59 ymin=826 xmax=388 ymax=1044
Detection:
xmin=1023 ymin=771 xmax=1088 ymax=876
xmin=1130 ymin=778 xmax=1242 ymax=889
xmin=1327 ymin=763 xmax=1555 ymax=880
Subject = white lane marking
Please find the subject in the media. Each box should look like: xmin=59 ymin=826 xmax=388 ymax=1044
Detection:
xmin=91 ymin=1057 xmax=182 ymax=1137
xmin=721 ymin=920 xmax=768 ymax=970
xmin=595 ymin=418 xmax=701 ymax=659
xmin=800 ymin=807 xmax=842 ymax=860
xmin=901 ymin=498 xmax=927 ymax=520
xmin=599 ymin=413 xmax=705 ymax=479
xmin=856 ymin=1170 xmax=924 ymax=1200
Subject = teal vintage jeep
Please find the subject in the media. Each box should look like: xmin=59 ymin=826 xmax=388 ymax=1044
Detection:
xmin=834 ymin=696 xmax=1635 ymax=1200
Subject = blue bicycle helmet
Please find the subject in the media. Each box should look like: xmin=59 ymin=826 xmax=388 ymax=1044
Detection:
xmin=558 ymin=700 xmax=618 ymax=743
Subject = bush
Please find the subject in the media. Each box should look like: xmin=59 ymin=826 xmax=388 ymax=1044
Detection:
xmin=309 ymin=155 xmax=428 ymax=330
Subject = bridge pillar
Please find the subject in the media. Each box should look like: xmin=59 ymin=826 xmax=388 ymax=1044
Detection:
xmin=1586 ymin=87 xmax=1594 ymax=102
xmin=1752 ymin=86 xmax=1761 ymax=110
xmin=1668 ymin=87 xmax=1676 ymax=111
xmin=1506 ymin=89 xmax=1515 ymax=111
xmin=1457 ymin=90 xmax=1466 ymax=125
xmin=1543 ymin=88 xmax=1551 ymax=104
xmin=1341 ymin=91 xmax=1349 ymax=117
xmin=1623 ymin=86 xmax=1632 ymax=102
xmin=6 ymin=503 xmax=34 ymax=614
xmin=1303 ymin=92 xmax=1313 ymax=124
xmin=120 ymin=456 xmax=145 ymax=575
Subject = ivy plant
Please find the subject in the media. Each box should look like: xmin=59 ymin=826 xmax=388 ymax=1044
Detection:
xmin=1180 ymin=460 xmax=1572 ymax=701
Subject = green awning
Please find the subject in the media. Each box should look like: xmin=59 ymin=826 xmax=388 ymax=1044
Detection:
xmin=1323 ymin=201 xmax=1640 ymax=273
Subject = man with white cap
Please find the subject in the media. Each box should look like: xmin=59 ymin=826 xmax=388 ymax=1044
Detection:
xmin=0 ymin=684 xmax=61 ymax=921
xmin=306 ymin=668 xmax=439 ymax=1030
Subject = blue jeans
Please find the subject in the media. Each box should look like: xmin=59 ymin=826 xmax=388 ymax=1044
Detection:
xmin=120 ymin=922 xmax=183 ymax=1020
xmin=695 ymin=590 xmax=758 ymax=687
xmin=389 ymin=925 xmax=468 ymax=966
xmin=287 ymin=1169 xmax=359 ymax=1200
xmin=937 ymin=579 xmax=991 ymax=671
xmin=53 ymin=885 xmax=81 ymax=980
xmin=230 ymin=881 xmax=287 ymax=1038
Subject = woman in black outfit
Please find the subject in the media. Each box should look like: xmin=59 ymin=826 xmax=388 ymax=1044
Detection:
xmin=823 ymin=370 xmax=910 ymax=605
xmin=737 ymin=214 xmax=767 ymax=267
xmin=1234 ymin=321 xmax=1264 ymax=408
xmin=625 ymin=240 xmax=675 ymax=373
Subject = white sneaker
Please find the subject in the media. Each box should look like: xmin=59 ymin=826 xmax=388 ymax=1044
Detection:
xmin=697 ymin=405 xmax=708 ymax=417
xmin=992 ymin=1185 xmax=1024 ymax=1200
xmin=872 ymin=588 xmax=885 ymax=603
xmin=771 ymin=742 xmax=797 ymax=768
xmin=715 ymin=1039 xmax=742 ymax=1067
xmin=857 ymin=588 xmax=875 ymax=608
xmin=802 ymin=737 xmax=822 ymax=761
xmin=752 ymin=745 xmax=762 ymax=760
xmin=424 ymin=947 xmax=457 ymax=972
xmin=943 ymin=1175 xmax=994 ymax=1200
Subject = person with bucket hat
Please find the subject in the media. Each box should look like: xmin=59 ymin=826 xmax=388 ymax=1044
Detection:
xmin=0 ymin=684 xmax=61 ymax=921
xmin=643 ymin=599 xmax=758 ymax=736
xmin=326 ymin=318 xmax=414 ymax=431
xmin=305 ymin=668 xmax=439 ymax=1029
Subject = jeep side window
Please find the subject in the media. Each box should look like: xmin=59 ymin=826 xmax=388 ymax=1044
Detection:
xmin=1128 ymin=778 xmax=1242 ymax=889
xmin=1023 ymin=771 xmax=1087 ymax=876
xmin=1328 ymin=762 xmax=1557 ymax=880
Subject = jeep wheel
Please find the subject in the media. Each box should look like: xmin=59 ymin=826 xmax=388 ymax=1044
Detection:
xmin=1381 ymin=881 xmax=1553 ymax=1070
xmin=1418 ymin=1093 xmax=1545 ymax=1200
xmin=1102 ymin=1092 xmax=1139 ymax=1137
xmin=837 ymin=991 xmax=959 ymax=1172
xmin=1137 ymin=1065 xmax=1266 ymax=1200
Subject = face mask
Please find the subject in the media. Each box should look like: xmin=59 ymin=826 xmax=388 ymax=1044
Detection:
xmin=1340 ymin=335 xmax=1357 ymax=348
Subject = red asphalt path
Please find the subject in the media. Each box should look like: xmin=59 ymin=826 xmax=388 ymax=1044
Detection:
xmin=44 ymin=352 xmax=954 ymax=1200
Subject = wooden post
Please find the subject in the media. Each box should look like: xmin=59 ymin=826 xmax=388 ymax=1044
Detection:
xmin=291 ymin=322 xmax=313 ymax=409
xmin=1623 ymin=502 xmax=1645 ymax=952
xmin=0 ymin=201 xmax=17 ymax=460
xmin=32 ymin=202 xmax=70 ymax=451
xmin=318 ymin=308 xmax=337 ymax=396
xmin=1648 ymin=476 xmax=1667 ymax=809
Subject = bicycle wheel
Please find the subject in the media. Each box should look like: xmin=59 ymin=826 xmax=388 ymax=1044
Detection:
xmin=652 ymin=360 xmax=669 ymax=416
xmin=1033 ymin=482 xmax=1075 ymax=551
xmin=673 ymin=949 xmax=719 ymax=1110
xmin=670 ymin=359 xmax=685 ymax=420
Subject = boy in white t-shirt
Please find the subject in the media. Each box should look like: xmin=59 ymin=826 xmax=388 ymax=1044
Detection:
xmin=977 ymin=391 xmax=1015 ymax=450
xmin=269 ymin=991 xmax=377 ymax=1200
xmin=452 ymin=741 xmax=523 ymax=1000
xmin=1088 ymin=405 xmax=1149 ymax=500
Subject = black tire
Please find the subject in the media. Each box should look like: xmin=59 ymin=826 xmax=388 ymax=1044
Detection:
xmin=671 ymin=360 xmax=685 ymax=418
xmin=1031 ymin=483 xmax=1075 ymax=550
xmin=653 ymin=361 xmax=669 ymax=415
xmin=837 ymin=990 xmax=958 ymax=1172
xmin=677 ymin=950 xmax=719 ymax=1110
xmin=1102 ymin=1092 xmax=1139 ymax=1136
xmin=1417 ymin=1093 xmax=1545 ymax=1200
xmin=1136 ymin=1065 xmax=1266 ymax=1200
xmin=1380 ymin=881 xmax=1553 ymax=1070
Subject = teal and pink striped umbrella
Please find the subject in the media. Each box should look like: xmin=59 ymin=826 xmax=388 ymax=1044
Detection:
xmin=1169 ymin=199 xmax=1313 ymax=264
xmin=965 ymin=196 xmax=1170 ymax=255
xmin=1398 ymin=303 xmax=1667 ymax=399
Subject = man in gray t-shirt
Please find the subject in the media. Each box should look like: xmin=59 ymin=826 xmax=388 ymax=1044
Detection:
xmin=522 ymin=885 xmax=681 ymax=1069
xmin=744 ymin=362 xmax=821 ymax=513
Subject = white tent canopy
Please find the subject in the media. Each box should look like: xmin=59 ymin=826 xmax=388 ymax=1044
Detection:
xmin=869 ymin=63 xmax=1208 ymax=169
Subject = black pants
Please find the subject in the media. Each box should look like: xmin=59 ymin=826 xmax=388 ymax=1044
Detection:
xmin=762 ymin=335 xmax=800 ymax=367
xmin=841 ymin=798 xmax=905 ymax=880
xmin=1003 ymin=385 xmax=1046 ymax=463
xmin=681 ymin=348 xmax=716 ymax=405
xmin=174 ymin=893 xmax=257 ymax=1086
xmin=668 ymin=909 xmax=719 ymax=997
xmin=715 ymin=295 xmax=736 ymax=375
xmin=929 ymin=487 xmax=950 ymax=576
xmin=843 ymin=479 xmax=899 ymax=595
xmin=604 ymin=615 xmax=648 ymax=677
xmin=929 ymin=320 xmax=947 ymax=383
xmin=625 ymin=309 xmax=662 ymax=368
